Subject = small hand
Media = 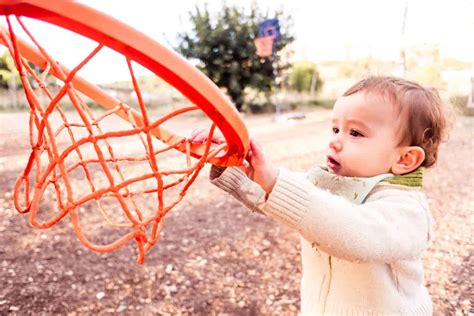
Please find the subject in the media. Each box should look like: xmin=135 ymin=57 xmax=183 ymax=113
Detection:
xmin=242 ymin=139 xmax=279 ymax=195
xmin=190 ymin=128 xmax=278 ymax=194
xmin=189 ymin=126 xmax=225 ymax=144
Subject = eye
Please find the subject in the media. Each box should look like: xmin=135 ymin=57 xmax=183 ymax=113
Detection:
xmin=332 ymin=127 xmax=339 ymax=134
xmin=350 ymin=129 xmax=364 ymax=137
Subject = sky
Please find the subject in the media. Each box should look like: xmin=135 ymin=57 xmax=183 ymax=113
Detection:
xmin=77 ymin=0 xmax=474 ymax=61
xmin=1 ymin=0 xmax=472 ymax=83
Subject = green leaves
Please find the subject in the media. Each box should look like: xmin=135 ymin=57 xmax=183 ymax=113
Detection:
xmin=0 ymin=51 xmax=56 ymax=90
xmin=0 ymin=52 xmax=20 ymax=89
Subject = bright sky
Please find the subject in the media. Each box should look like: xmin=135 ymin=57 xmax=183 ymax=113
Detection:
xmin=78 ymin=0 xmax=474 ymax=61
xmin=1 ymin=0 xmax=473 ymax=83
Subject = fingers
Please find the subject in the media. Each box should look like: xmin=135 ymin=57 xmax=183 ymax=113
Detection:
xmin=189 ymin=127 xmax=207 ymax=142
xmin=190 ymin=127 xmax=205 ymax=139
xmin=245 ymin=147 xmax=253 ymax=162
xmin=238 ymin=159 xmax=250 ymax=172
xmin=249 ymin=139 xmax=265 ymax=164
xmin=190 ymin=132 xmax=208 ymax=144
xmin=238 ymin=159 xmax=254 ymax=179
xmin=189 ymin=127 xmax=224 ymax=144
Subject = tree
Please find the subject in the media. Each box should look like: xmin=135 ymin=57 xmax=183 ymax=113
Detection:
xmin=177 ymin=4 xmax=294 ymax=111
xmin=0 ymin=51 xmax=21 ymax=89
xmin=0 ymin=51 xmax=56 ymax=90
xmin=0 ymin=52 xmax=57 ymax=109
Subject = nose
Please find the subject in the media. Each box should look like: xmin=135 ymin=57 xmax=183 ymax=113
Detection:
xmin=329 ymin=135 xmax=342 ymax=152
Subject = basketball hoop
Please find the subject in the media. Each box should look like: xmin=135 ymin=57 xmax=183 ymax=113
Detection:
xmin=0 ymin=0 xmax=249 ymax=264
xmin=254 ymin=36 xmax=274 ymax=58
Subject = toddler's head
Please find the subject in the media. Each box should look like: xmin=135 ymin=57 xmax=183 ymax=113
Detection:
xmin=327 ymin=76 xmax=447 ymax=177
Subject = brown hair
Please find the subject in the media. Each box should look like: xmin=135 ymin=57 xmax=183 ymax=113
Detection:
xmin=343 ymin=76 xmax=448 ymax=168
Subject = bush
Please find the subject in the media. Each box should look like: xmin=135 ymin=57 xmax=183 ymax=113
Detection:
xmin=288 ymin=61 xmax=322 ymax=94
xmin=449 ymin=94 xmax=468 ymax=111
xmin=246 ymin=101 xmax=273 ymax=114
xmin=449 ymin=94 xmax=474 ymax=116
xmin=308 ymin=98 xmax=336 ymax=109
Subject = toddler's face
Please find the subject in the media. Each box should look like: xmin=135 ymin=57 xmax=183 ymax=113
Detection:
xmin=327 ymin=92 xmax=402 ymax=177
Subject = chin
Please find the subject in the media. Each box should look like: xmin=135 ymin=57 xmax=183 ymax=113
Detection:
xmin=327 ymin=165 xmax=343 ymax=176
xmin=328 ymin=167 xmax=360 ymax=177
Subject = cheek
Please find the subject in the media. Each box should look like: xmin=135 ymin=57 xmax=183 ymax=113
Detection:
xmin=349 ymin=140 xmax=393 ymax=163
xmin=369 ymin=144 xmax=401 ymax=169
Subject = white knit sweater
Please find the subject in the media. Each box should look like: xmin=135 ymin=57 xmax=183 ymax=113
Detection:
xmin=210 ymin=166 xmax=433 ymax=315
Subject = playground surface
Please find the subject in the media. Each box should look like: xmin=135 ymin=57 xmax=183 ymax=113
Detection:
xmin=0 ymin=109 xmax=472 ymax=314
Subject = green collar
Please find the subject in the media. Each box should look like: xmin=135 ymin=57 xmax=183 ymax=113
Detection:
xmin=383 ymin=167 xmax=424 ymax=188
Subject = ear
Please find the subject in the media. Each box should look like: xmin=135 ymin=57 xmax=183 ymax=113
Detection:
xmin=391 ymin=146 xmax=425 ymax=175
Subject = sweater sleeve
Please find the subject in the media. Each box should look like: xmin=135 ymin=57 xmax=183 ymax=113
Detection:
xmin=209 ymin=165 xmax=266 ymax=213
xmin=262 ymin=169 xmax=432 ymax=263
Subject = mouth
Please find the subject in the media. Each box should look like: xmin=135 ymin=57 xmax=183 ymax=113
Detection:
xmin=326 ymin=155 xmax=341 ymax=173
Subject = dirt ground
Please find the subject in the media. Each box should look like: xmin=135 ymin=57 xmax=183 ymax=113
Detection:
xmin=0 ymin=109 xmax=472 ymax=315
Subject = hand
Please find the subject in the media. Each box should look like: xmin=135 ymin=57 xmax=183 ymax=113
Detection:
xmin=241 ymin=139 xmax=279 ymax=195
xmin=191 ymin=128 xmax=278 ymax=194
xmin=189 ymin=126 xmax=225 ymax=144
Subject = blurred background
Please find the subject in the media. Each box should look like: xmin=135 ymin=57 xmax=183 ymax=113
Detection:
xmin=0 ymin=0 xmax=472 ymax=114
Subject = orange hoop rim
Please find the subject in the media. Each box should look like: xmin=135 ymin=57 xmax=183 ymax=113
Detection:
xmin=0 ymin=0 xmax=249 ymax=166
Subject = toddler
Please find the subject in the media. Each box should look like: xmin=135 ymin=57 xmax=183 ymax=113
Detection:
xmin=191 ymin=76 xmax=447 ymax=315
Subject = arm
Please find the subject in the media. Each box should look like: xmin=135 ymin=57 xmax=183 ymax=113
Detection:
xmin=210 ymin=165 xmax=267 ymax=213
xmin=264 ymin=169 xmax=432 ymax=263
xmin=208 ymin=136 xmax=280 ymax=212
xmin=191 ymin=127 xmax=270 ymax=212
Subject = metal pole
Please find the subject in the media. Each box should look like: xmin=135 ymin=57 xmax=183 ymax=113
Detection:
xmin=272 ymin=42 xmax=281 ymax=117
xmin=400 ymin=1 xmax=408 ymax=77
xmin=468 ymin=78 xmax=473 ymax=109
xmin=310 ymin=68 xmax=318 ymax=98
